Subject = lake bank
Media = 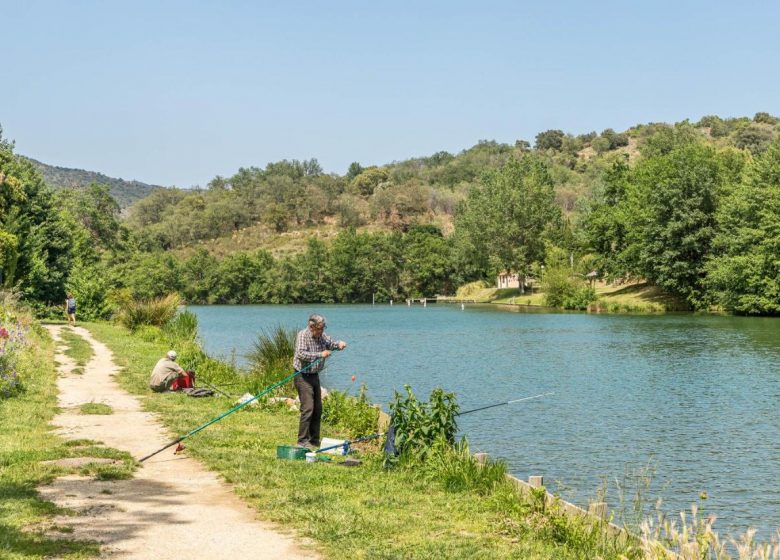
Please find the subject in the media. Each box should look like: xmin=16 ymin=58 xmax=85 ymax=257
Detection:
xmin=82 ymin=321 xmax=634 ymax=559
xmin=440 ymin=281 xmax=689 ymax=313
xmin=189 ymin=304 xmax=780 ymax=540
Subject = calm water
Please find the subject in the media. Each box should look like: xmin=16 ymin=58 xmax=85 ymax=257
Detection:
xmin=189 ymin=303 xmax=780 ymax=537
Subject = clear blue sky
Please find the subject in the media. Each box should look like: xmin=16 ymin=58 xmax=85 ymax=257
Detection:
xmin=2 ymin=1 xmax=778 ymax=187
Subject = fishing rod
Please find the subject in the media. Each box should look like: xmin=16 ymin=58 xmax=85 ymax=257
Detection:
xmin=139 ymin=355 xmax=328 ymax=463
xmin=197 ymin=378 xmax=235 ymax=398
xmin=321 ymin=392 xmax=554 ymax=458
xmin=456 ymin=392 xmax=554 ymax=417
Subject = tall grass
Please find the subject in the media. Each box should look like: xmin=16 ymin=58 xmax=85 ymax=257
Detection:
xmin=244 ymin=325 xmax=297 ymax=396
xmin=115 ymin=293 xmax=182 ymax=330
xmin=161 ymin=310 xmax=199 ymax=343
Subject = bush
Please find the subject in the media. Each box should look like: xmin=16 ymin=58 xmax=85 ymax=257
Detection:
xmin=322 ymin=384 xmax=380 ymax=438
xmin=115 ymin=293 xmax=181 ymax=330
xmin=455 ymin=280 xmax=489 ymax=298
xmin=388 ymin=385 xmax=459 ymax=465
xmin=0 ymin=309 xmax=30 ymax=399
xmin=562 ymin=286 xmax=597 ymax=310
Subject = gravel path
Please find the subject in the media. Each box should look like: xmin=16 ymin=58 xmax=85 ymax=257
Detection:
xmin=40 ymin=325 xmax=317 ymax=559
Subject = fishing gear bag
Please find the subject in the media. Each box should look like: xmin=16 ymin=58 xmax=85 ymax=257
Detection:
xmin=170 ymin=370 xmax=195 ymax=391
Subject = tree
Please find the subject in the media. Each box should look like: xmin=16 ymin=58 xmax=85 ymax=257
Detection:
xmin=753 ymin=112 xmax=778 ymax=125
xmin=346 ymin=162 xmax=364 ymax=181
xmin=350 ymin=167 xmax=390 ymax=196
xmin=707 ymin=137 xmax=780 ymax=314
xmin=581 ymin=155 xmax=632 ymax=279
xmin=0 ymin=130 xmax=76 ymax=302
xmin=400 ymin=226 xmax=454 ymax=297
xmin=734 ymin=124 xmax=775 ymax=155
xmin=627 ymin=142 xmax=723 ymax=307
xmin=534 ymin=129 xmax=565 ymax=151
xmin=455 ymin=155 xmax=562 ymax=291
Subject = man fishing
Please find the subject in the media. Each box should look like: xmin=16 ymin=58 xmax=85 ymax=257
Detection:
xmin=149 ymin=350 xmax=192 ymax=392
xmin=294 ymin=314 xmax=347 ymax=450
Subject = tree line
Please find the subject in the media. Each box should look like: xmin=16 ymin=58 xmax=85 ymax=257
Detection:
xmin=2 ymin=113 xmax=780 ymax=316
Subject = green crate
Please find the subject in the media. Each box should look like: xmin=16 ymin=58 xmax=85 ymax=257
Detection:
xmin=276 ymin=445 xmax=308 ymax=460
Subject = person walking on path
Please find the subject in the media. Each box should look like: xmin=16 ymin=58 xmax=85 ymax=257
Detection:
xmin=293 ymin=314 xmax=346 ymax=449
xmin=149 ymin=350 xmax=192 ymax=392
xmin=65 ymin=293 xmax=77 ymax=326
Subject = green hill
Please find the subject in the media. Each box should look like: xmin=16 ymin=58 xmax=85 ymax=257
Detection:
xmin=23 ymin=156 xmax=162 ymax=208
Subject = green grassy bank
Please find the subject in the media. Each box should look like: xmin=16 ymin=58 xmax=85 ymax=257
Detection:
xmin=0 ymin=324 xmax=133 ymax=559
xmin=85 ymin=321 xmax=633 ymax=559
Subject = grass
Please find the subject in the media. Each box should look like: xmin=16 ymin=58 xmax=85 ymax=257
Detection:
xmin=0 ymin=321 xmax=134 ymax=560
xmin=444 ymin=281 xmax=687 ymax=313
xmin=84 ymin=320 xmax=634 ymax=559
xmin=59 ymin=328 xmax=93 ymax=375
xmin=78 ymin=403 xmax=113 ymax=415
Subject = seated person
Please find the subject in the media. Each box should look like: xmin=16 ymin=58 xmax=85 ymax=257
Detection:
xmin=149 ymin=350 xmax=192 ymax=392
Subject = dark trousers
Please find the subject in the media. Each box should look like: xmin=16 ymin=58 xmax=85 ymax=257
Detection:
xmin=295 ymin=374 xmax=321 ymax=446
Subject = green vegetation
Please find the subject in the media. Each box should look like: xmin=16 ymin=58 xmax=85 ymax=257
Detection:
xmin=78 ymin=402 xmax=113 ymax=415
xmin=0 ymin=303 xmax=133 ymax=559
xmin=114 ymin=293 xmax=181 ymax=330
xmin=5 ymin=114 xmax=780 ymax=315
xmin=59 ymin=328 xmax=93 ymax=374
xmin=24 ymin=156 xmax=161 ymax=208
xmin=84 ymin=319 xmax=636 ymax=559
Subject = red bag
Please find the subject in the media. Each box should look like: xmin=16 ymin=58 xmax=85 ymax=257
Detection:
xmin=170 ymin=370 xmax=195 ymax=391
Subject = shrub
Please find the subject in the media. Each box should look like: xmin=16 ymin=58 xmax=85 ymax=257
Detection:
xmin=0 ymin=313 xmax=29 ymax=399
xmin=456 ymin=280 xmax=489 ymax=298
xmin=322 ymin=384 xmax=379 ymax=438
xmin=388 ymin=385 xmax=459 ymax=465
xmin=562 ymin=286 xmax=597 ymax=310
xmin=115 ymin=293 xmax=181 ymax=330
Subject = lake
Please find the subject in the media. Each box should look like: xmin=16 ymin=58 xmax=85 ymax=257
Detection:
xmin=189 ymin=303 xmax=780 ymax=538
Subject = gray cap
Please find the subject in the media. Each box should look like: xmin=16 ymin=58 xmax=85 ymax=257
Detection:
xmin=167 ymin=350 xmax=177 ymax=360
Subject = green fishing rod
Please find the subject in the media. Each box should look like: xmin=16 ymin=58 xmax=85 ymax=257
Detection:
xmin=139 ymin=356 xmax=327 ymax=463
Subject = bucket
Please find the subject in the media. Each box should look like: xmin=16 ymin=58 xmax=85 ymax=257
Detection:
xmin=276 ymin=445 xmax=308 ymax=460
xmin=305 ymin=452 xmax=317 ymax=463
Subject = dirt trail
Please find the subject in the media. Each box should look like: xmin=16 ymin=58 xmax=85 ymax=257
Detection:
xmin=40 ymin=325 xmax=318 ymax=559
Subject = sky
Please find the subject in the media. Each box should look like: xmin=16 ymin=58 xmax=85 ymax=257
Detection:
xmin=2 ymin=0 xmax=779 ymax=187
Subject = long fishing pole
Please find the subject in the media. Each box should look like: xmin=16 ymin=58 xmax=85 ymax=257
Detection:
xmin=197 ymin=378 xmax=234 ymax=398
xmin=456 ymin=392 xmax=553 ymax=416
xmin=320 ymin=393 xmax=554 ymax=457
xmin=139 ymin=356 xmax=327 ymax=463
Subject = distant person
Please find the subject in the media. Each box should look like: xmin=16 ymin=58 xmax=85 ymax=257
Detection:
xmin=149 ymin=350 xmax=192 ymax=392
xmin=293 ymin=314 xmax=347 ymax=449
xmin=65 ymin=293 xmax=76 ymax=326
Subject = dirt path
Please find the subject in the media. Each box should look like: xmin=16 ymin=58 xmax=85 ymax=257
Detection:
xmin=40 ymin=325 xmax=318 ymax=559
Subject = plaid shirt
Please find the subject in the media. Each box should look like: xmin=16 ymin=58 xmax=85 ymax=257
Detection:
xmin=293 ymin=328 xmax=340 ymax=374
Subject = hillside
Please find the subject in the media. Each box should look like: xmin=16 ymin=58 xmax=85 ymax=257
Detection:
xmin=23 ymin=156 xmax=162 ymax=208
xmin=121 ymin=113 xmax=780 ymax=256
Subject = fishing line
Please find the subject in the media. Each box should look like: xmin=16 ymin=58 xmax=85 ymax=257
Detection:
xmin=139 ymin=355 xmax=331 ymax=463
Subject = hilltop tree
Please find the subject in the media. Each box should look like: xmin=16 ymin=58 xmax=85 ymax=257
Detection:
xmin=534 ymin=129 xmax=565 ymax=151
xmin=455 ymin=155 xmax=562 ymax=291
